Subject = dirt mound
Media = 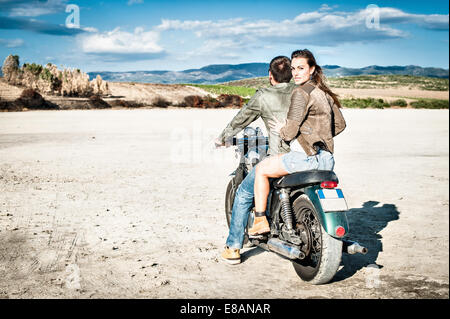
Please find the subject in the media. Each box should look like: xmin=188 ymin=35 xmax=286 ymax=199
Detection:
xmin=16 ymin=89 xmax=59 ymax=110
xmin=108 ymin=99 xmax=146 ymax=108
xmin=0 ymin=88 xmax=59 ymax=111
xmin=180 ymin=94 xmax=243 ymax=108
xmin=88 ymin=95 xmax=111 ymax=109
xmin=217 ymin=94 xmax=243 ymax=108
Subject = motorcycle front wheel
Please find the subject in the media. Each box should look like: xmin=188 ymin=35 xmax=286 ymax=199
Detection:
xmin=291 ymin=194 xmax=342 ymax=285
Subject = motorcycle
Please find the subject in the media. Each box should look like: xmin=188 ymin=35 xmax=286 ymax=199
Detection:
xmin=224 ymin=126 xmax=368 ymax=285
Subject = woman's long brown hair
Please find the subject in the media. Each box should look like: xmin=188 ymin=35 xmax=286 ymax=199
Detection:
xmin=291 ymin=49 xmax=342 ymax=108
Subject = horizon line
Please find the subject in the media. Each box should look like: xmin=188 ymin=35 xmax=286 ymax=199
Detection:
xmin=85 ymin=63 xmax=450 ymax=74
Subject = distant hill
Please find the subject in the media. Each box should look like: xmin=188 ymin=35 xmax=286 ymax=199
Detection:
xmin=88 ymin=63 xmax=449 ymax=84
xmin=323 ymin=65 xmax=449 ymax=78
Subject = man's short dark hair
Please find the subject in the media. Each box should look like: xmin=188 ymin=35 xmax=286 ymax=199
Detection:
xmin=269 ymin=56 xmax=292 ymax=83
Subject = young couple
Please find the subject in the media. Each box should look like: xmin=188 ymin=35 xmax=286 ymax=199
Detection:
xmin=215 ymin=49 xmax=346 ymax=265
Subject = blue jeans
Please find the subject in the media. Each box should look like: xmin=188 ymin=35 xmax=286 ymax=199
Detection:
xmin=226 ymin=167 xmax=257 ymax=249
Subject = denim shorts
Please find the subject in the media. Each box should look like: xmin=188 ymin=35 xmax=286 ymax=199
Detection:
xmin=281 ymin=149 xmax=335 ymax=174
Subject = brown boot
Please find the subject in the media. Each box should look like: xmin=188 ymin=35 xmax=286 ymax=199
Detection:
xmin=220 ymin=246 xmax=241 ymax=265
xmin=248 ymin=213 xmax=270 ymax=236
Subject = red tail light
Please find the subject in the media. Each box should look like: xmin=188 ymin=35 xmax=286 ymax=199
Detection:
xmin=335 ymin=226 xmax=346 ymax=237
xmin=320 ymin=181 xmax=338 ymax=188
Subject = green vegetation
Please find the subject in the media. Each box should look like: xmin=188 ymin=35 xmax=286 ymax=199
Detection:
xmin=410 ymin=98 xmax=449 ymax=109
xmin=183 ymin=84 xmax=256 ymax=98
xmin=23 ymin=63 xmax=43 ymax=76
xmin=340 ymin=98 xmax=390 ymax=109
xmin=223 ymin=75 xmax=449 ymax=91
xmin=389 ymin=99 xmax=408 ymax=107
xmin=11 ymin=55 xmax=20 ymax=66
xmin=39 ymin=68 xmax=54 ymax=82
xmin=340 ymin=97 xmax=448 ymax=109
xmin=224 ymin=77 xmax=270 ymax=89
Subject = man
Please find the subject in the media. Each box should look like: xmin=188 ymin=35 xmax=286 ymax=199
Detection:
xmin=214 ymin=56 xmax=295 ymax=264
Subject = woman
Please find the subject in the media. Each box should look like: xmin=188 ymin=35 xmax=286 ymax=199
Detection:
xmin=248 ymin=49 xmax=346 ymax=236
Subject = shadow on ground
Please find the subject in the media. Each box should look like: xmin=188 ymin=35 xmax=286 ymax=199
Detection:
xmin=333 ymin=201 xmax=400 ymax=282
xmin=241 ymin=246 xmax=266 ymax=262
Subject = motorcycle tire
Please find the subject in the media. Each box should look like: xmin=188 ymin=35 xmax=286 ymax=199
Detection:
xmin=291 ymin=194 xmax=342 ymax=285
xmin=225 ymin=178 xmax=250 ymax=246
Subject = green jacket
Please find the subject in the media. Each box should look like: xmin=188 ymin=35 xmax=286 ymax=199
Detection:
xmin=218 ymin=82 xmax=295 ymax=155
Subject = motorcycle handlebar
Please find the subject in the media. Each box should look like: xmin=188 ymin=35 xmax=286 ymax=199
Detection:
xmin=227 ymin=136 xmax=268 ymax=147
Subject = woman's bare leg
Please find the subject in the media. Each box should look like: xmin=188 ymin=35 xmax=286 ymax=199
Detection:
xmin=249 ymin=154 xmax=289 ymax=235
xmin=254 ymin=154 xmax=289 ymax=212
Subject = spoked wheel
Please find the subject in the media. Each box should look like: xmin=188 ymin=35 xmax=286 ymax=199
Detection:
xmin=225 ymin=178 xmax=250 ymax=246
xmin=292 ymin=194 xmax=342 ymax=285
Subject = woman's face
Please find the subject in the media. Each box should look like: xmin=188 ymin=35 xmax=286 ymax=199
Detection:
xmin=291 ymin=57 xmax=315 ymax=85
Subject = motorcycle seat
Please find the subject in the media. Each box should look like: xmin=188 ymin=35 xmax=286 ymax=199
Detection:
xmin=272 ymin=170 xmax=339 ymax=189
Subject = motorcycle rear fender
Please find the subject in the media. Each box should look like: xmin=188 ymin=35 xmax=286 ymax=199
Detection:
xmin=293 ymin=185 xmax=349 ymax=239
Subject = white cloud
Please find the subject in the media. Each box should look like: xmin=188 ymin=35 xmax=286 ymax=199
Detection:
xmin=150 ymin=6 xmax=449 ymax=65
xmin=319 ymin=4 xmax=338 ymax=12
xmin=156 ymin=18 xmax=244 ymax=32
xmin=6 ymin=0 xmax=68 ymax=17
xmin=0 ymin=38 xmax=24 ymax=48
xmin=79 ymin=27 xmax=165 ymax=60
xmin=81 ymin=27 xmax=99 ymax=33
xmin=156 ymin=6 xmax=448 ymax=47
xmin=127 ymin=0 xmax=144 ymax=5
xmin=372 ymin=7 xmax=449 ymax=30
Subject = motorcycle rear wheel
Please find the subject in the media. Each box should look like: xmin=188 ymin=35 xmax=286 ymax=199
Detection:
xmin=291 ymin=194 xmax=342 ymax=285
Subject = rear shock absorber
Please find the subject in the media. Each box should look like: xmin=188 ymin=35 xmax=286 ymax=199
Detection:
xmin=279 ymin=188 xmax=293 ymax=230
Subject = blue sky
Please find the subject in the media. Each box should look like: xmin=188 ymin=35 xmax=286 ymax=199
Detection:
xmin=0 ymin=0 xmax=448 ymax=72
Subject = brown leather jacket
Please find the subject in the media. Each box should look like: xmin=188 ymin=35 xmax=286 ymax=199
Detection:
xmin=279 ymin=81 xmax=346 ymax=156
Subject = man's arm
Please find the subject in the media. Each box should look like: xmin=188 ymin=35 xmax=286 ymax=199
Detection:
xmin=217 ymin=90 xmax=262 ymax=144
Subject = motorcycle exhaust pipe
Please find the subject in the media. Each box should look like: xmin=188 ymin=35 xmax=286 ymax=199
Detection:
xmin=267 ymin=238 xmax=305 ymax=260
xmin=343 ymin=240 xmax=368 ymax=255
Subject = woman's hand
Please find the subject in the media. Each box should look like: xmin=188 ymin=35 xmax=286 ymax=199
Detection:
xmin=268 ymin=118 xmax=286 ymax=134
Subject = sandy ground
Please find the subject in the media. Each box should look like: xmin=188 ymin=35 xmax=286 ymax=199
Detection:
xmin=333 ymin=87 xmax=449 ymax=102
xmin=107 ymin=82 xmax=209 ymax=104
xmin=0 ymin=108 xmax=448 ymax=299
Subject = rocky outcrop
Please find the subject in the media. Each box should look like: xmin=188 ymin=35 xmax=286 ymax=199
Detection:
xmin=91 ymin=74 xmax=109 ymax=96
xmin=1 ymin=55 xmax=20 ymax=85
xmin=1 ymin=55 xmax=110 ymax=97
